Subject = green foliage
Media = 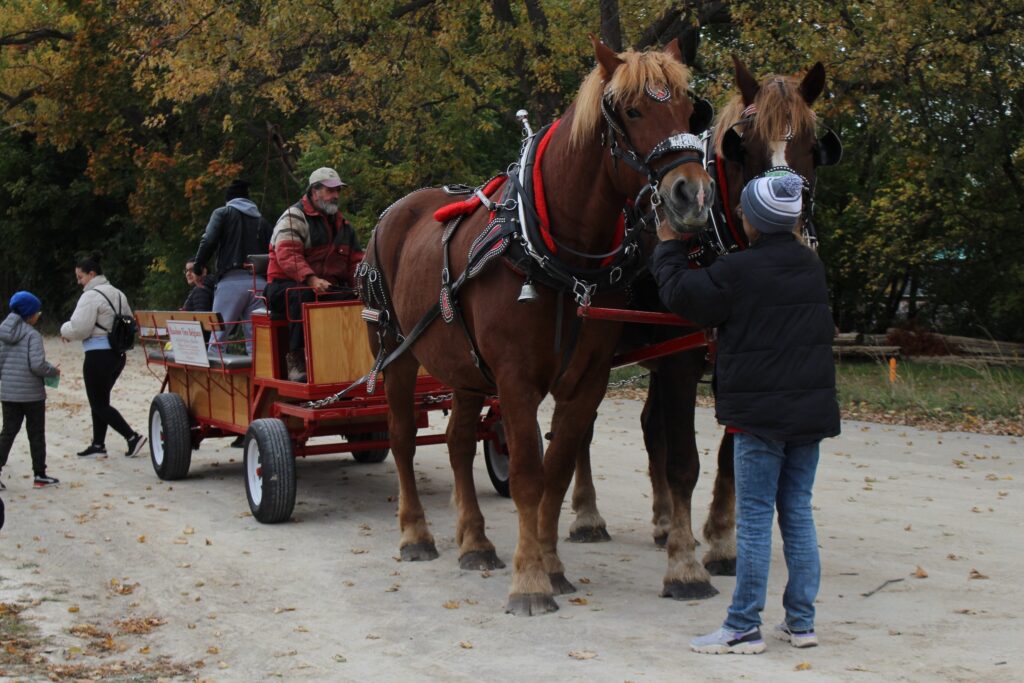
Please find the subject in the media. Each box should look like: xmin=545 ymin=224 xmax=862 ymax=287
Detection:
xmin=1 ymin=1 xmax=1021 ymax=340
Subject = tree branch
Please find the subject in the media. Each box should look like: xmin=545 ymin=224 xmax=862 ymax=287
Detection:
xmin=600 ymin=0 xmax=622 ymax=51
xmin=391 ymin=0 xmax=437 ymax=20
xmin=0 ymin=28 xmax=73 ymax=47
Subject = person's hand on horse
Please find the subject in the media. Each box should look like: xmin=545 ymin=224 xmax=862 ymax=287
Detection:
xmin=657 ymin=222 xmax=688 ymax=242
xmin=306 ymin=275 xmax=332 ymax=293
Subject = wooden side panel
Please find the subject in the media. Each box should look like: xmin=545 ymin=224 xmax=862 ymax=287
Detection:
xmin=307 ymin=304 xmax=375 ymax=384
xmin=166 ymin=367 xmax=248 ymax=429
xmin=253 ymin=325 xmax=275 ymax=379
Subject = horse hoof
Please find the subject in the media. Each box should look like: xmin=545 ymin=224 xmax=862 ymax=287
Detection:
xmin=505 ymin=593 xmax=559 ymax=616
xmin=459 ymin=550 xmax=505 ymax=571
xmin=653 ymin=533 xmax=667 ymax=548
xmin=400 ymin=542 xmax=439 ymax=562
xmin=568 ymin=526 xmax=611 ymax=543
xmin=705 ymin=558 xmax=737 ymax=576
xmin=548 ymin=572 xmax=577 ymax=595
xmin=661 ymin=580 xmax=719 ymax=600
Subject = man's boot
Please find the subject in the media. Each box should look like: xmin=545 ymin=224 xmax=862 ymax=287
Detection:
xmin=286 ymin=350 xmax=307 ymax=383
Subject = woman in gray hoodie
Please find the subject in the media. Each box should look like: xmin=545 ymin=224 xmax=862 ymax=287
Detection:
xmin=0 ymin=291 xmax=61 ymax=488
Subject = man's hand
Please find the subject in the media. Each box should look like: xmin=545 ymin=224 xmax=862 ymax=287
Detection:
xmin=306 ymin=275 xmax=331 ymax=293
xmin=657 ymin=222 xmax=687 ymax=242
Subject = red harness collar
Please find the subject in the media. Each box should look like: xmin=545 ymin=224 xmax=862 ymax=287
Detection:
xmin=533 ymin=120 xmax=625 ymax=266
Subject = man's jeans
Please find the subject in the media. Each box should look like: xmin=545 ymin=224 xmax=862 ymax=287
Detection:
xmin=724 ymin=433 xmax=821 ymax=633
xmin=209 ymin=270 xmax=265 ymax=355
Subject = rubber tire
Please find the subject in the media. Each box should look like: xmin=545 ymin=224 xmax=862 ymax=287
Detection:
xmin=484 ymin=419 xmax=543 ymax=499
xmin=244 ymin=419 xmax=296 ymax=524
xmin=348 ymin=431 xmax=389 ymax=463
xmin=149 ymin=393 xmax=192 ymax=481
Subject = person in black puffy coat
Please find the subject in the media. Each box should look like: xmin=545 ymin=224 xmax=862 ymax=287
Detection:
xmin=652 ymin=172 xmax=840 ymax=655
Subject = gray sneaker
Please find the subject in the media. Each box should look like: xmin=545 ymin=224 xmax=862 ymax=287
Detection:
xmin=690 ymin=626 xmax=766 ymax=655
xmin=774 ymin=622 xmax=818 ymax=648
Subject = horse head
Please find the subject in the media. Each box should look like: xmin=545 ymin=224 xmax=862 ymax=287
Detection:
xmin=712 ymin=57 xmax=843 ymax=246
xmin=570 ymin=36 xmax=715 ymax=235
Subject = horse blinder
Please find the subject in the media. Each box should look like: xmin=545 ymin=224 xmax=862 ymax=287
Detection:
xmin=689 ymin=95 xmax=714 ymax=135
xmin=721 ymin=128 xmax=745 ymax=163
xmin=814 ymin=128 xmax=843 ymax=167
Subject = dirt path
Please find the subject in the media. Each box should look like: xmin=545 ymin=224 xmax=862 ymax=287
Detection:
xmin=0 ymin=339 xmax=1020 ymax=681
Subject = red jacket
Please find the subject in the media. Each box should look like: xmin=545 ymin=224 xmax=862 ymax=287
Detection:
xmin=267 ymin=196 xmax=364 ymax=288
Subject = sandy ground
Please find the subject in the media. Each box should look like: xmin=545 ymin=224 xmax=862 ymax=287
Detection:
xmin=0 ymin=338 xmax=1021 ymax=682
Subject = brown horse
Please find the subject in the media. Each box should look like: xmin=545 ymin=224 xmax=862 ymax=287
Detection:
xmin=568 ymin=56 xmax=842 ymax=600
xmin=360 ymin=37 xmax=713 ymax=615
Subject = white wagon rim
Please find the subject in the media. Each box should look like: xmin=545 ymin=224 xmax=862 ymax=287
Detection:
xmin=150 ymin=410 xmax=165 ymax=467
xmin=246 ymin=439 xmax=262 ymax=506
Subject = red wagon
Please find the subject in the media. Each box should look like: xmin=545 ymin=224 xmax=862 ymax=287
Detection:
xmin=136 ymin=295 xmax=506 ymax=523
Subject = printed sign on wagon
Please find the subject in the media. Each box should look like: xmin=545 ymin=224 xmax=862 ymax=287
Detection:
xmin=166 ymin=320 xmax=210 ymax=367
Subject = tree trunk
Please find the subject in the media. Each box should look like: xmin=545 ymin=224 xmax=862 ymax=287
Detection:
xmin=599 ymin=0 xmax=623 ymax=51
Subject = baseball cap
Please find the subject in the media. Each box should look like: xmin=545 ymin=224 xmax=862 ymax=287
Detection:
xmin=308 ymin=167 xmax=346 ymax=189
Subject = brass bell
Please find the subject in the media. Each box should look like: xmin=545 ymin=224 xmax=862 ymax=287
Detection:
xmin=517 ymin=279 xmax=538 ymax=303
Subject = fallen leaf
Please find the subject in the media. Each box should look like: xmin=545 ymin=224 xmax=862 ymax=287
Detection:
xmin=139 ymin=646 xmax=150 ymax=654
xmin=137 ymin=535 xmax=146 ymax=543
xmin=333 ymin=654 xmax=347 ymax=662
xmin=351 ymin=548 xmax=368 ymax=555
xmin=578 ymin=577 xmax=591 ymax=584
xmin=184 ymin=527 xmax=195 ymax=535
xmin=459 ymin=641 xmax=473 ymax=649
xmin=68 ymin=605 xmax=80 ymax=613
xmin=273 ymin=607 xmax=296 ymax=614
xmin=904 ymin=525 xmax=912 ymax=531
xmin=443 ymin=600 xmax=460 ymax=609
xmin=947 ymin=554 xmax=960 ymax=560
xmin=912 ymin=566 xmax=928 ymax=579
xmin=207 ymin=646 xmax=220 ymax=654
xmin=795 ymin=661 xmax=812 ymax=671
xmin=568 ymin=650 xmax=597 ymax=660
xmin=569 ymin=597 xmax=589 ymax=606
xmin=969 ymin=568 xmax=989 ymax=580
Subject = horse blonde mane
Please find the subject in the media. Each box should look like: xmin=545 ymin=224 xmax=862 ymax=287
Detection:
xmin=570 ymin=49 xmax=692 ymax=149
xmin=713 ymin=73 xmax=818 ymax=155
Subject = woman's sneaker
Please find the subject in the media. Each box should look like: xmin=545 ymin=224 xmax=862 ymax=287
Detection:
xmin=125 ymin=433 xmax=147 ymax=458
xmin=690 ymin=626 xmax=766 ymax=655
xmin=33 ymin=475 xmax=60 ymax=488
xmin=774 ymin=622 xmax=818 ymax=648
xmin=77 ymin=444 xmax=107 ymax=457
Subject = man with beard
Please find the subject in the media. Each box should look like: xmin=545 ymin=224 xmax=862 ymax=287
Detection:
xmin=265 ymin=167 xmax=363 ymax=382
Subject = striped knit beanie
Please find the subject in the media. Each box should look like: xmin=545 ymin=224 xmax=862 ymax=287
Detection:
xmin=740 ymin=172 xmax=804 ymax=234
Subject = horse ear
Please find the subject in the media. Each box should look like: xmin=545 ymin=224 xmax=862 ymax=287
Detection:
xmin=591 ymin=34 xmax=624 ymax=79
xmin=722 ymin=128 xmax=745 ymax=163
xmin=690 ymin=97 xmax=714 ymax=134
xmin=799 ymin=62 xmax=826 ymax=106
xmin=814 ymin=128 xmax=843 ymax=167
xmin=663 ymin=37 xmax=683 ymax=63
xmin=732 ymin=54 xmax=759 ymax=106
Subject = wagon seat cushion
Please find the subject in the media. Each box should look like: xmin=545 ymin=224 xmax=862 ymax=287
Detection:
xmin=146 ymin=348 xmax=252 ymax=369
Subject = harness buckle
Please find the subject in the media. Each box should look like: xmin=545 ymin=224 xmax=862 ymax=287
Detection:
xmin=609 ymin=266 xmax=623 ymax=284
xmin=572 ymin=278 xmax=596 ymax=307
xmin=441 ymin=267 xmax=450 ymax=285
xmin=501 ymin=198 xmax=518 ymax=211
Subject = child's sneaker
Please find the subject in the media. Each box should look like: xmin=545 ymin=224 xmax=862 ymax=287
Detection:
xmin=690 ymin=626 xmax=766 ymax=655
xmin=33 ymin=475 xmax=60 ymax=488
xmin=77 ymin=444 xmax=107 ymax=457
xmin=125 ymin=433 xmax=147 ymax=458
xmin=774 ymin=622 xmax=818 ymax=648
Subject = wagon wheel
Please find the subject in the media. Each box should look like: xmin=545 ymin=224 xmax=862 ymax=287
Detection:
xmin=149 ymin=393 xmax=193 ymax=481
xmin=348 ymin=432 xmax=389 ymax=463
xmin=483 ymin=417 xmax=543 ymax=499
xmin=244 ymin=419 xmax=296 ymax=524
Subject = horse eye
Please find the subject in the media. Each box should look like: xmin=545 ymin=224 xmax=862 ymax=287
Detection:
xmin=625 ymin=108 xmax=641 ymax=119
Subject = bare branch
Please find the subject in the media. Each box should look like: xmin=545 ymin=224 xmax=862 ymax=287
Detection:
xmin=0 ymin=28 xmax=73 ymax=47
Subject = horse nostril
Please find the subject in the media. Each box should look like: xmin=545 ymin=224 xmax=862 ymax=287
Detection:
xmin=672 ymin=178 xmax=690 ymax=203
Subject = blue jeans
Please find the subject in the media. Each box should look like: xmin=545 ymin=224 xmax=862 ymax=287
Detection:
xmin=209 ymin=270 xmax=266 ymax=355
xmin=724 ymin=433 xmax=821 ymax=633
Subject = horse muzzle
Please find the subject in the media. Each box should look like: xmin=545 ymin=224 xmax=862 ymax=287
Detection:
xmin=659 ymin=176 xmax=713 ymax=232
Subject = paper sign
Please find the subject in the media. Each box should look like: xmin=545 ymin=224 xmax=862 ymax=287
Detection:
xmin=166 ymin=320 xmax=210 ymax=367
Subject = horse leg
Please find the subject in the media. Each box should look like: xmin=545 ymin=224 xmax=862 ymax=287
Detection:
xmin=643 ymin=373 xmax=673 ymax=547
xmin=702 ymin=431 xmax=737 ymax=575
xmin=384 ymin=354 xmax=439 ymax=561
xmin=657 ymin=351 xmax=718 ymax=600
xmin=567 ymin=420 xmax=612 ymax=543
xmin=448 ymin=391 xmax=504 ymax=570
xmin=502 ymin=389 xmax=558 ymax=616
xmin=539 ymin=367 xmax=613 ymax=597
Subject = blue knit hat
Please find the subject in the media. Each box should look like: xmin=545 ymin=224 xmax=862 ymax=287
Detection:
xmin=9 ymin=291 xmax=42 ymax=319
xmin=740 ymin=172 xmax=804 ymax=234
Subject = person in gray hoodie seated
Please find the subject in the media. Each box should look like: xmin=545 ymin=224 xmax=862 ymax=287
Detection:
xmin=0 ymin=291 xmax=61 ymax=488
xmin=191 ymin=179 xmax=272 ymax=355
